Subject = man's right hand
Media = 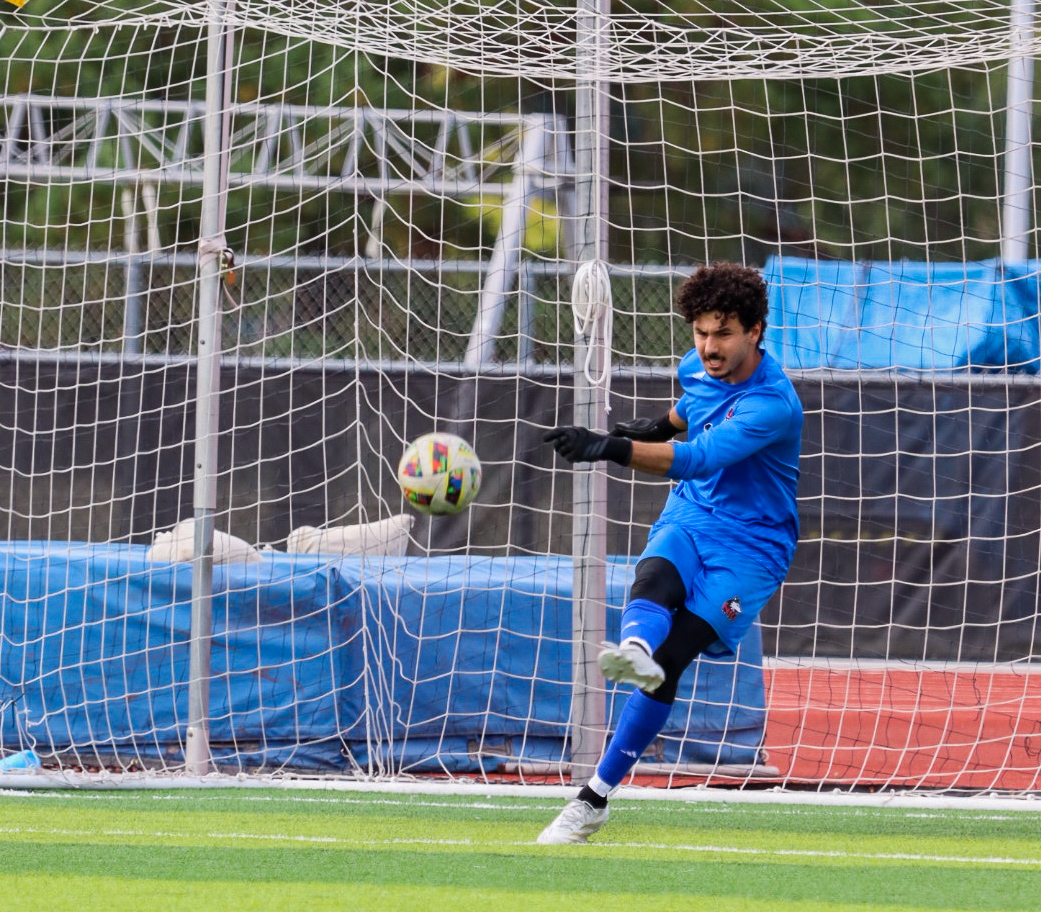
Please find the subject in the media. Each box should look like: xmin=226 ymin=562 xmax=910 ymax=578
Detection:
xmin=543 ymin=426 xmax=633 ymax=466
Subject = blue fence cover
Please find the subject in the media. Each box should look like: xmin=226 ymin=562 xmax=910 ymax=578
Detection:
xmin=762 ymin=257 xmax=1041 ymax=372
xmin=0 ymin=542 xmax=766 ymax=773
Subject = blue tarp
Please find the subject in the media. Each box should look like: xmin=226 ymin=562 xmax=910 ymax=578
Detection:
xmin=0 ymin=542 xmax=766 ymax=773
xmin=762 ymin=257 xmax=1041 ymax=372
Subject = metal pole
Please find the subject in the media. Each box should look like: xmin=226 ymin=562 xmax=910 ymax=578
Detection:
xmin=185 ymin=4 xmax=234 ymax=776
xmin=464 ymin=117 xmax=549 ymax=367
xmin=120 ymin=188 xmax=145 ymax=356
xmin=1002 ymin=0 xmax=1035 ymax=261
xmin=116 ymin=188 xmax=146 ymax=541
xmin=569 ymin=0 xmax=610 ymax=778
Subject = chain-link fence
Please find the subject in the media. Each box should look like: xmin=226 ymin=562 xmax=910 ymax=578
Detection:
xmin=0 ymin=250 xmax=690 ymax=367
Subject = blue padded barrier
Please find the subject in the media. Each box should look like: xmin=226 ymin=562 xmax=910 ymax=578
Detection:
xmin=340 ymin=554 xmax=766 ymax=771
xmin=0 ymin=542 xmax=766 ymax=773
xmin=762 ymin=256 xmax=1041 ymax=372
xmin=0 ymin=541 xmax=355 ymax=770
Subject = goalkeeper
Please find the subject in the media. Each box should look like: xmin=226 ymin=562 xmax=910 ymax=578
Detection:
xmin=538 ymin=261 xmax=803 ymax=845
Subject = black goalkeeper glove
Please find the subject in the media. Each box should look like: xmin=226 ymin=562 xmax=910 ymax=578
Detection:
xmin=611 ymin=413 xmax=681 ymax=442
xmin=543 ymin=426 xmax=633 ymax=466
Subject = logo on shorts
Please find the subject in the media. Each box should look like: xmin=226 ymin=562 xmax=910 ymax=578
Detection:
xmin=721 ymin=596 xmax=742 ymax=620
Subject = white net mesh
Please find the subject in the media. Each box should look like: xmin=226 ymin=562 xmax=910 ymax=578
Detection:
xmin=0 ymin=0 xmax=1039 ymax=793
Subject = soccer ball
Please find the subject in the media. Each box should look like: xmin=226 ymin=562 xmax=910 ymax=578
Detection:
xmin=397 ymin=432 xmax=482 ymax=515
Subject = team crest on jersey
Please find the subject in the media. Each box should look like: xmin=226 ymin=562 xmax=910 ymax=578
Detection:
xmin=721 ymin=596 xmax=742 ymax=620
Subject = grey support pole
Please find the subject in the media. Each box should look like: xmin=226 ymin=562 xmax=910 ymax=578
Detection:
xmin=1001 ymin=0 xmax=1035 ymax=262
xmin=464 ymin=118 xmax=550 ymax=367
xmin=185 ymin=4 xmax=234 ymax=776
xmin=120 ymin=188 xmax=145 ymax=356
xmin=569 ymin=0 xmax=611 ymax=779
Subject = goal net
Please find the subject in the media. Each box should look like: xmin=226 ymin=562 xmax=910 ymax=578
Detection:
xmin=1 ymin=0 xmax=1040 ymax=794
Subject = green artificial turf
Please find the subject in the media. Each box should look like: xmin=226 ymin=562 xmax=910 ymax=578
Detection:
xmin=1 ymin=788 xmax=1039 ymax=911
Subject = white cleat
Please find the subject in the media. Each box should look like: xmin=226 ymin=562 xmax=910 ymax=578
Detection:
xmin=598 ymin=639 xmax=665 ymax=692
xmin=536 ymin=799 xmax=609 ymax=845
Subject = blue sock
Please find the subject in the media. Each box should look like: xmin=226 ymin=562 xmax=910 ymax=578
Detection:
xmin=620 ymin=598 xmax=672 ymax=651
xmin=595 ymin=689 xmax=673 ymax=788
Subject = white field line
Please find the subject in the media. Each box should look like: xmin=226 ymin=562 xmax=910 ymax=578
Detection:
xmin=3 ymin=775 xmax=1041 ymax=814
xmin=1 ymin=822 xmax=1040 ymax=867
xmin=4 ymin=787 xmax=1041 ymax=822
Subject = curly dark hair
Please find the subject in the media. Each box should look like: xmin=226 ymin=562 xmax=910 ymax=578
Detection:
xmin=675 ymin=262 xmax=769 ymax=333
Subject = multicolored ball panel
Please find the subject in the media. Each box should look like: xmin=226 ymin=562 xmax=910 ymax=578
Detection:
xmin=399 ymin=452 xmax=423 ymax=478
xmin=396 ymin=432 xmax=482 ymax=516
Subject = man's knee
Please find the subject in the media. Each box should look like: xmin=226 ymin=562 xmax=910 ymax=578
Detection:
xmin=629 ymin=557 xmax=686 ymax=610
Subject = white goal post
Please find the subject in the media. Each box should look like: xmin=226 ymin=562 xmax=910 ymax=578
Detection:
xmin=0 ymin=0 xmax=1040 ymax=797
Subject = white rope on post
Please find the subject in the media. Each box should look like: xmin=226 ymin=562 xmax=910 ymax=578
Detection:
xmin=571 ymin=258 xmax=614 ymax=415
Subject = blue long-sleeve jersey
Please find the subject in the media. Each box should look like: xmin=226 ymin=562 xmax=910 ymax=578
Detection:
xmin=664 ymin=347 xmax=803 ymax=570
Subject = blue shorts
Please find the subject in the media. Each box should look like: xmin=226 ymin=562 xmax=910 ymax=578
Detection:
xmin=640 ymin=501 xmax=786 ymax=654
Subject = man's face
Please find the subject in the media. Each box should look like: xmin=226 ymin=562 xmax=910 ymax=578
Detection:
xmin=692 ymin=311 xmax=762 ymax=384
